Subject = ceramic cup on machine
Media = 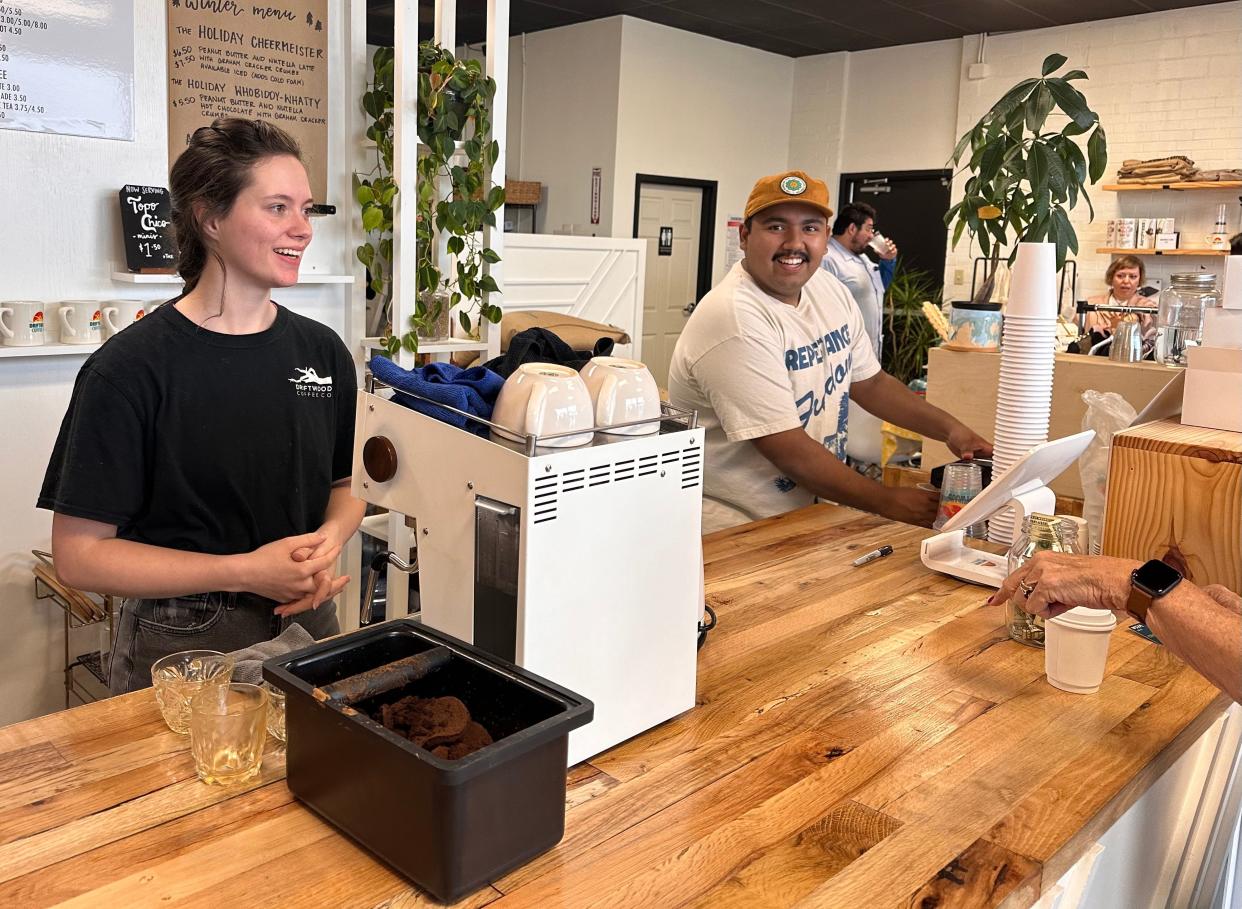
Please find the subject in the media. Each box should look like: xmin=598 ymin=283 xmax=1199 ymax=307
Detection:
xmin=0 ymin=301 xmax=48 ymax=347
xmin=102 ymin=299 xmax=147 ymax=338
xmin=580 ymin=356 xmax=661 ymax=435
xmin=491 ymin=362 xmax=595 ymax=447
xmin=58 ymin=300 xmax=103 ymax=345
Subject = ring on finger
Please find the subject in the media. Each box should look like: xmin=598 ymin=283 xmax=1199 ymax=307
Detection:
xmin=1018 ymin=579 xmax=1036 ymax=599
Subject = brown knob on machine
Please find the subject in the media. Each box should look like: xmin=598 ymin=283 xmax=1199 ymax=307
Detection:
xmin=363 ymin=435 xmax=398 ymax=483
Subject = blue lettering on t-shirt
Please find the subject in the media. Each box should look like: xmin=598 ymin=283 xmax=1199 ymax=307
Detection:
xmin=785 ymin=323 xmax=853 ymax=372
xmin=795 ymin=351 xmax=853 ymax=426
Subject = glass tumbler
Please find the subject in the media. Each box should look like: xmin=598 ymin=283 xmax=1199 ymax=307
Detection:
xmin=262 ymin=681 xmax=287 ymax=743
xmin=190 ymin=683 xmax=269 ymax=785
xmin=151 ymin=650 xmax=235 ymax=734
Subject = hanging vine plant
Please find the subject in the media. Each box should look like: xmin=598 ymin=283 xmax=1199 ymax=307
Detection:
xmin=355 ymin=43 xmax=505 ymax=355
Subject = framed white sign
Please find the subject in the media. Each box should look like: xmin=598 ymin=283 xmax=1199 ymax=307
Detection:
xmin=0 ymin=1 xmax=135 ymax=140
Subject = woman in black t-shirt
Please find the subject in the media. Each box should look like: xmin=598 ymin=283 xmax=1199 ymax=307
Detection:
xmin=39 ymin=118 xmax=365 ymax=693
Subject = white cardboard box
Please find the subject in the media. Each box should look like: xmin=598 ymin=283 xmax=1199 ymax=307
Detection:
xmin=1204 ymin=307 xmax=1242 ymax=350
xmin=1182 ymin=345 xmax=1242 ymax=432
xmin=1222 ymin=255 xmax=1242 ymax=311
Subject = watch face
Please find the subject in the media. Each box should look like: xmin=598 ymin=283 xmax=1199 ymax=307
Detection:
xmin=1135 ymin=559 xmax=1182 ymax=596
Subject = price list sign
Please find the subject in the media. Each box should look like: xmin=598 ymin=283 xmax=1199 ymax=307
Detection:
xmin=167 ymin=0 xmax=328 ymax=201
xmin=118 ymin=185 xmax=178 ymax=272
xmin=0 ymin=1 xmax=135 ymax=139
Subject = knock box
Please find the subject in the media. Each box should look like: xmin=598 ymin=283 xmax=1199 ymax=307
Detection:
xmin=263 ymin=620 xmax=593 ymax=902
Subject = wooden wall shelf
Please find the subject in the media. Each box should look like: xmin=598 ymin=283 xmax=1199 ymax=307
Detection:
xmin=1103 ymin=181 xmax=1242 ymax=192
xmin=1096 ymin=247 xmax=1229 ymax=257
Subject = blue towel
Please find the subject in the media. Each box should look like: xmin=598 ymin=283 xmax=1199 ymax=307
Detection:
xmin=369 ymin=357 xmax=504 ymax=434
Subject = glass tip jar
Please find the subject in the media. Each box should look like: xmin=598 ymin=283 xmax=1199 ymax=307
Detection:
xmin=1005 ymin=513 xmax=1082 ymax=647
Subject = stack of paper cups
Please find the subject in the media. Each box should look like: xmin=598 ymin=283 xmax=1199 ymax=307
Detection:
xmin=990 ymin=242 xmax=1059 ymax=545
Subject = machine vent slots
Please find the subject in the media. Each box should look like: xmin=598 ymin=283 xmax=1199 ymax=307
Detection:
xmin=682 ymin=443 xmax=701 ymax=489
xmin=533 ymin=473 xmax=558 ymax=523
xmin=613 ymin=458 xmax=635 ymax=482
xmin=588 ymin=463 xmax=611 ymax=487
xmin=561 ymin=467 xmax=585 ymax=492
xmin=638 ymin=454 xmax=658 ymax=477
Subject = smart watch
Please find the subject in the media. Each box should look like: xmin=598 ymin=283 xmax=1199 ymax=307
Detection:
xmin=1126 ymin=559 xmax=1183 ymax=624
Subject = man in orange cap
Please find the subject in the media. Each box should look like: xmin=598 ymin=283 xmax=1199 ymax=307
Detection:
xmin=668 ymin=170 xmax=991 ymax=533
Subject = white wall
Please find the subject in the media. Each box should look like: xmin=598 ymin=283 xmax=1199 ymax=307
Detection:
xmin=0 ymin=0 xmax=358 ymax=725
xmin=943 ymin=3 xmax=1242 ymax=299
xmin=611 ymin=17 xmax=794 ymax=285
xmin=788 ymin=40 xmax=962 ymax=221
xmin=505 ymin=19 xmax=623 ymax=237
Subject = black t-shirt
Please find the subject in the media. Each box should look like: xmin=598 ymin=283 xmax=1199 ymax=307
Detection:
xmin=38 ymin=300 xmax=356 ymax=556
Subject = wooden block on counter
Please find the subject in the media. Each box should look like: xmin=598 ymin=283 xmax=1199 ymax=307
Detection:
xmin=1102 ymin=419 xmax=1242 ymax=593
xmin=924 ymin=348 xmax=1181 ymax=499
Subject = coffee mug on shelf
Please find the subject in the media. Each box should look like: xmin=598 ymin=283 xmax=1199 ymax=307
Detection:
xmin=491 ymin=362 xmax=595 ymax=447
xmin=102 ymin=299 xmax=147 ymax=338
xmin=59 ymin=301 xmax=103 ymax=345
xmin=0 ymin=301 xmax=48 ymax=347
xmin=579 ymin=356 xmax=662 ymax=435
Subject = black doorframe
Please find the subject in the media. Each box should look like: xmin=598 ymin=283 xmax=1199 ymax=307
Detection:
xmin=837 ymin=168 xmax=952 ymax=208
xmin=632 ymin=174 xmax=717 ymax=302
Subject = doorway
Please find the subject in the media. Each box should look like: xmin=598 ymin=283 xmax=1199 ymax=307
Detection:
xmin=633 ymin=174 xmax=716 ymax=387
xmin=838 ymin=170 xmax=951 ymax=283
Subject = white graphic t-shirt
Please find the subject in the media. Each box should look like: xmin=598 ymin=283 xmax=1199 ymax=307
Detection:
xmin=668 ymin=262 xmax=881 ymax=527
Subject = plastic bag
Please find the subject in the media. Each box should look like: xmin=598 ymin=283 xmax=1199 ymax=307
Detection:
xmin=1079 ymin=390 xmax=1137 ymax=554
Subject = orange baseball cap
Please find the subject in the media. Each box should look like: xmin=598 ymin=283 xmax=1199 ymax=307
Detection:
xmin=743 ymin=170 xmax=833 ymax=221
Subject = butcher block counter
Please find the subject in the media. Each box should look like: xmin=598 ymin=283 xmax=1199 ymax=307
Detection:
xmin=0 ymin=505 xmax=1232 ymax=908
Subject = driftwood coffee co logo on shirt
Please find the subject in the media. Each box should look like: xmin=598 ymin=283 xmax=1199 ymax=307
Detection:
xmin=289 ymin=365 xmax=333 ymax=397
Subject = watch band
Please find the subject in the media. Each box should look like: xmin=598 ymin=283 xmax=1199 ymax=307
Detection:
xmin=1126 ymin=583 xmax=1153 ymax=623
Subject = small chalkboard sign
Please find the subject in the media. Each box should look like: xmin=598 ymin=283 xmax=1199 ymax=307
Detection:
xmin=118 ymin=185 xmax=178 ymax=272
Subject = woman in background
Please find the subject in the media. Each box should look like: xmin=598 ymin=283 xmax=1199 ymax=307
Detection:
xmin=1085 ymin=255 xmax=1156 ymax=338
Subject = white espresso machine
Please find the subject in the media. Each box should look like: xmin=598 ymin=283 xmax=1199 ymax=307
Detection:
xmin=352 ymin=377 xmax=705 ymax=764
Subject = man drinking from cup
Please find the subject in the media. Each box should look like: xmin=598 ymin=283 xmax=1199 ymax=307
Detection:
xmin=821 ymin=201 xmax=897 ymax=360
xmin=668 ymin=171 xmax=991 ymax=534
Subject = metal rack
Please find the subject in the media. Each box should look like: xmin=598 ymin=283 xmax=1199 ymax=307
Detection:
xmin=32 ymin=551 xmax=117 ymax=708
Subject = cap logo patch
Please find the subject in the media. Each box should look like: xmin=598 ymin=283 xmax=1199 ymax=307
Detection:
xmin=780 ymin=175 xmax=807 ymax=195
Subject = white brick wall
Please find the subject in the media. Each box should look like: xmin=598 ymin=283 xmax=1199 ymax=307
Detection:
xmin=943 ymin=1 xmax=1242 ymax=305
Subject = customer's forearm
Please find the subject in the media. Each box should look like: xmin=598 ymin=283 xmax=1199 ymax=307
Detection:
xmin=1147 ymin=586 xmax=1242 ymax=703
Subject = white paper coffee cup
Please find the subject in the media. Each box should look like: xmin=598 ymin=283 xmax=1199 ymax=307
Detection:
xmin=1045 ymin=606 xmax=1117 ymax=694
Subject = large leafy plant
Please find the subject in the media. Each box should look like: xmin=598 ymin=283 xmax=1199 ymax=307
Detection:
xmin=945 ymin=53 xmax=1107 ymax=302
xmin=355 ymin=43 xmax=505 ymax=355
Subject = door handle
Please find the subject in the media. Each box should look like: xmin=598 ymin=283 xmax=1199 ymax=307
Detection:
xmin=682 ymin=301 xmax=698 ymax=316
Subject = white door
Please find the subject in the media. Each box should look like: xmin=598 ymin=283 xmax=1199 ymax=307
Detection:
xmin=636 ymin=184 xmax=702 ymax=388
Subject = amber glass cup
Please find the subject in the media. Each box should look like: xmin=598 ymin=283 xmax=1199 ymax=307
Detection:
xmin=189 ymin=683 xmax=269 ymax=785
xmin=151 ymin=650 xmax=235 ymax=734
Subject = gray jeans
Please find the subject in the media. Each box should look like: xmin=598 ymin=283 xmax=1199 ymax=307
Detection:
xmin=107 ymin=592 xmax=340 ymax=694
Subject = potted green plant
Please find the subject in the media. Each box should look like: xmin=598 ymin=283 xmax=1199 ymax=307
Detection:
xmin=945 ymin=53 xmax=1108 ymax=305
xmin=355 ymin=43 xmax=505 ymax=355
xmin=882 ymin=262 xmax=942 ymax=386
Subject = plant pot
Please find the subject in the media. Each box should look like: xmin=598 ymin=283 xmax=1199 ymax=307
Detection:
xmin=416 ymin=292 xmax=453 ymax=341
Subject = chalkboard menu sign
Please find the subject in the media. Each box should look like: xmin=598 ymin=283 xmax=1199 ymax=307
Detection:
xmin=118 ymin=186 xmax=178 ymax=272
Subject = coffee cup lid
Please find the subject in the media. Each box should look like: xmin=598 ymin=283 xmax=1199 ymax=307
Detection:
xmin=1048 ymin=606 xmax=1117 ymax=630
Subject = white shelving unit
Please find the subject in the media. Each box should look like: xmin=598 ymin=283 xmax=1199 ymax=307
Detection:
xmin=111 ymin=271 xmax=355 ymax=284
xmin=0 ymin=343 xmax=101 ymax=359
xmin=365 ymin=0 xmax=510 ymax=625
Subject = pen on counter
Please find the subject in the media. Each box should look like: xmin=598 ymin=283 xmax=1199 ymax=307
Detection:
xmin=852 ymin=545 xmax=894 ymax=567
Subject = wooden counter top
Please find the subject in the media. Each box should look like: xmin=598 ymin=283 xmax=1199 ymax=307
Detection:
xmin=0 ymin=505 xmax=1229 ymax=908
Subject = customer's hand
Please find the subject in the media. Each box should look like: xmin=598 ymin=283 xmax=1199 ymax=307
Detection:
xmin=880 ymin=486 xmax=939 ymax=527
xmin=878 ymin=239 xmax=898 ymax=261
xmin=988 ymin=551 xmax=1140 ymax=620
xmin=946 ymin=423 xmax=994 ymax=460
xmin=231 ymin=532 xmax=342 ymax=604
